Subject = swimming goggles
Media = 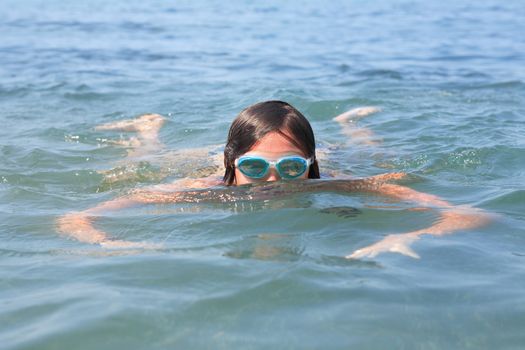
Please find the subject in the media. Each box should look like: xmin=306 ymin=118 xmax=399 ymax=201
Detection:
xmin=235 ymin=155 xmax=312 ymax=180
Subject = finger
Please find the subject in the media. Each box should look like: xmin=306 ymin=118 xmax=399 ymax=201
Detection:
xmin=346 ymin=247 xmax=375 ymax=259
xmin=392 ymin=245 xmax=420 ymax=259
xmin=346 ymin=249 xmax=365 ymax=259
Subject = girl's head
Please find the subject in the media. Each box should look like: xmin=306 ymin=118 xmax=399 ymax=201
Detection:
xmin=223 ymin=100 xmax=320 ymax=185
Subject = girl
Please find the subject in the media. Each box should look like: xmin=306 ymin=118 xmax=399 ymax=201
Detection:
xmin=57 ymin=101 xmax=489 ymax=259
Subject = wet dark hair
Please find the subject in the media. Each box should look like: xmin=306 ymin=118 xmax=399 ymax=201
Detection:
xmin=223 ymin=100 xmax=320 ymax=185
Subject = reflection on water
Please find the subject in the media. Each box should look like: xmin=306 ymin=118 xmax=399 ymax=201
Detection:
xmin=320 ymin=206 xmax=362 ymax=218
xmin=225 ymin=233 xmax=305 ymax=262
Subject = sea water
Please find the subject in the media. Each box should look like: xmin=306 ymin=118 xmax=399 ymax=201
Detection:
xmin=1 ymin=0 xmax=524 ymax=349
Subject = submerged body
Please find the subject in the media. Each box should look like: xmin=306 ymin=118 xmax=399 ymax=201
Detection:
xmin=57 ymin=103 xmax=489 ymax=259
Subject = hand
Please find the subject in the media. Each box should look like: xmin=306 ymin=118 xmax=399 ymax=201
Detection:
xmin=347 ymin=234 xmax=420 ymax=259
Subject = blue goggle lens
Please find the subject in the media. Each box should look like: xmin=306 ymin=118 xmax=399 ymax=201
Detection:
xmin=277 ymin=157 xmax=308 ymax=179
xmin=237 ymin=158 xmax=269 ymax=178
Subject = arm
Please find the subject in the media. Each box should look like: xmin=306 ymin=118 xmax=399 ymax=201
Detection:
xmin=56 ymin=177 xmax=220 ymax=248
xmin=56 ymin=196 xmax=146 ymax=248
xmin=347 ymin=183 xmax=491 ymax=259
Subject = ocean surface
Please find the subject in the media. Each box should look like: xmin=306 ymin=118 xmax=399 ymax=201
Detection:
xmin=1 ymin=0 xmax=524 ymax=349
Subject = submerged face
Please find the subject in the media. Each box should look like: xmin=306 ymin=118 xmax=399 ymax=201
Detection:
xmin=234 ymin=131 xmax=309 ymax=185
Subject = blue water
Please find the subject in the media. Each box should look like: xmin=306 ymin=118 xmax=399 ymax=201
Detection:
xmin=1 ymin=1 xmax=525 ymax=349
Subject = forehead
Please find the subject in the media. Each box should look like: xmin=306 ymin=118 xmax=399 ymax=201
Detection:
xmin=245 ymin=131 xmax=304 ymax=157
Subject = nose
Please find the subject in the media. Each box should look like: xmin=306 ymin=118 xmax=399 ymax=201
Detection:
xmin=266 ymin=168 xmax=280 ymax=182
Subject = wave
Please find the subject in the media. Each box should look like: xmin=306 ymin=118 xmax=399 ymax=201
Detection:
xmin=384 ymin=145 xmax=524 ymax=173
xmin=479 ymin=190 xmax=525 ymax=217
xmin=355 ymin=69 xmax=403 ymax=80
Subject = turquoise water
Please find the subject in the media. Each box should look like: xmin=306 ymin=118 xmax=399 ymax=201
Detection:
xmin=1 ymin=0 xmax=525 ymax=349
